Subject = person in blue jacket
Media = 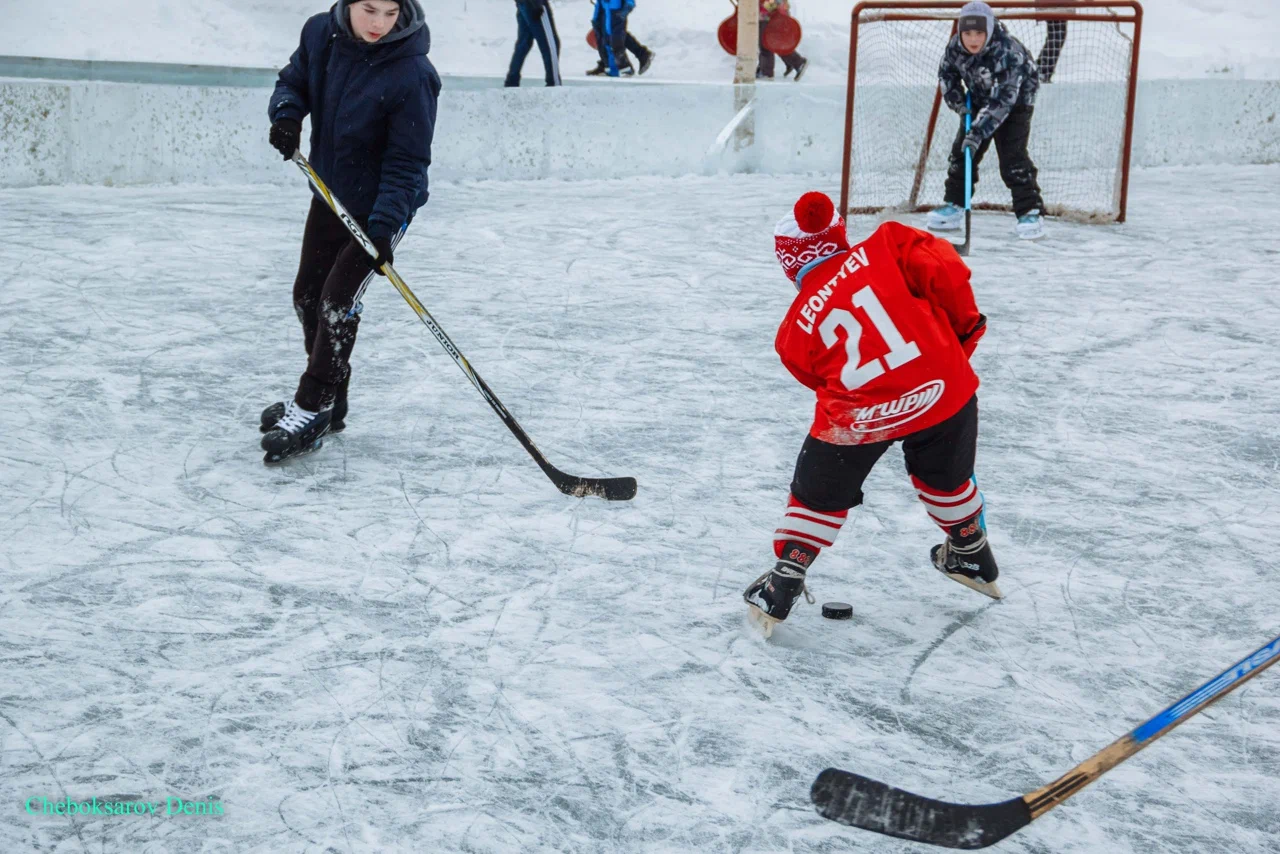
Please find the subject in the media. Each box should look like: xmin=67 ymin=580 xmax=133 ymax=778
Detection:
xmin=589 ymin=0 xmax=654 ymax=77
xmin=505 ymin=0 xmax=562 ymax=87
xmin=262 ymin=0 xmax=440 ymax=464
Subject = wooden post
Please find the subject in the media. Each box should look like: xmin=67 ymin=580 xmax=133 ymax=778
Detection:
xmin=733 ymin=0 xmax=759 ymax=150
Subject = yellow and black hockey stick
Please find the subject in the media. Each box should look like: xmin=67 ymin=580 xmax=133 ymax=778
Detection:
xmin=291 ymin=152 xmax=636 ymax=501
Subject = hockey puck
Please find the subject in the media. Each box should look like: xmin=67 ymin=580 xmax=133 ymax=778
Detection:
xmin=821 ymin=602 xmax=853 ymax=620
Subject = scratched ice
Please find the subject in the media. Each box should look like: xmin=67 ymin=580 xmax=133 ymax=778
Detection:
xmin=2 ymin=166 xmax=1278 ymax=853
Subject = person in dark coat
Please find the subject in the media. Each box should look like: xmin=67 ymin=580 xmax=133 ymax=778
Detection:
xmin=505 ymin=0 xmax=562 ymax=87
xmin=262 ymin=0 xmax=441 ymax=463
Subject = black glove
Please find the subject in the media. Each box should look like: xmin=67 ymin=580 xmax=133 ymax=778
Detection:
xmin=367 ymin=235 xmax=394 ymax=275
xmin=269 ymin=118 xmax=301 ymax=160
xmin=960 ymin=132 xmax=980 ymax=156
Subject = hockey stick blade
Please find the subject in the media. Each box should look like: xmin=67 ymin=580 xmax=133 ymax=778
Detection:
xmin=554 ymin=474 xmax=637 ymax=501
xmin=955 ymin=209 xmax=972 ymax=257
xmin=811 ymin=769 xmax=1030 ymax=849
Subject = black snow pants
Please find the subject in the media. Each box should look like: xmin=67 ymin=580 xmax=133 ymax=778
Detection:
xmin=790 ymin=396 xmax=979 ymax=514
xmin=943 ymin=105 xmax=1045 ymax=218
xmin=290 ymin=198 xmax=406 ymax=413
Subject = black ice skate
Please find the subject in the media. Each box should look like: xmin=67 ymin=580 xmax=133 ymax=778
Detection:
xmin=744 ymin=542 xmax=818 ymax=638
xmin=260 ymin=401 xmax=332 ymax=465
xmin=931 ymin=519 xmax=1003 ymax=600
xmin=260 ymin=398 xmax=346 ymax=434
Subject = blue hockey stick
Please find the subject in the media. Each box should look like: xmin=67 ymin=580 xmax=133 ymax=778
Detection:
xmin=812 ymin=632 xmax=1280 ymax=848
xmin=956 ymin=92 xmax=973 ymax=257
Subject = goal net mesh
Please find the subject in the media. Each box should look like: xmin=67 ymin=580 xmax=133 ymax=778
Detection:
xmin=842 ymin=3 xmax=1141 ymax=223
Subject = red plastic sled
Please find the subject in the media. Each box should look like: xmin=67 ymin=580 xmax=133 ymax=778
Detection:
xmin=763 ymin=13 xmax=802 ymax=55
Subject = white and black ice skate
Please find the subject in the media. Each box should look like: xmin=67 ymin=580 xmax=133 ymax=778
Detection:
xmin=260 ymin=401 xmax=332 ymax=465
xmin=1014 ymin=209 xmax=1046 ymax=240
xmin=744 ymin=543 xmax=818 ymax=638
xmin=261 ymin=398 xmax=346 ymax=434
xmin=931 ymin=524 xmax=1003 ymax=600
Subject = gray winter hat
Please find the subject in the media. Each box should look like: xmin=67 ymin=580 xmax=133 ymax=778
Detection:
xmin=957 ymin=1 xmax=995 ymax=39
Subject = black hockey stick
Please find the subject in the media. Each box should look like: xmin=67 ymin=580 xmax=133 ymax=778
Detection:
xmin=811 ymin=631 xmax=1280 ymax=849
xmin=291 ymin=153 xmax=637 ymax=501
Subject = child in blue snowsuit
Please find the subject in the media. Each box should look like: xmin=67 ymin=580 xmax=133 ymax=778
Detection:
xmin=589 ymin=0 xmax=654 ymax=77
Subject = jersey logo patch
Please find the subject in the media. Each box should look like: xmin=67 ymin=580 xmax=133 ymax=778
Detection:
xmin=852 ymin=380 xmax=945 ymax=433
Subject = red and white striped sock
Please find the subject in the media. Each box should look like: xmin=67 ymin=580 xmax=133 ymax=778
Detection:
xmin=912 ymin=475 xmax=985 ymax=536
xmin=773 ymin=494 xmax=848 ymax=564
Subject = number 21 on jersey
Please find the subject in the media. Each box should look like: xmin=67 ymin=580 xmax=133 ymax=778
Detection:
xmin=818 ymin=286 xmax=921 ymax=391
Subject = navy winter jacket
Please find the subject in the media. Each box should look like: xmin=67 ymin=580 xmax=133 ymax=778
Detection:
xmin=269 ymin=1 xmax=441 ymax=240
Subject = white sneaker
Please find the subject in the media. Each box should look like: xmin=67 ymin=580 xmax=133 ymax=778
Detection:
xmin=927 ymin=203 xmax=963 ymax=232
xmin=1015 ymin=209 xmax=1046 ymax=240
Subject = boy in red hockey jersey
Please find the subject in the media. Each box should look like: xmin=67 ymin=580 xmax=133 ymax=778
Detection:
xmin=745 ymin=192 xmax=1000 ymax=637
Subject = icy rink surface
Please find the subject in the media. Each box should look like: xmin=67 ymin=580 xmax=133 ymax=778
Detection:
xmin=2 ymin=166 xmax=1279 ymax=853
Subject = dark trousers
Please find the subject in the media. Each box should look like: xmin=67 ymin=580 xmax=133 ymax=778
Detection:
xmin=505 ymin=1 xmax=562 ymax=87
xmin=592 ymin=6 xmax=648 ymax=70
xmin=1037 ymin=20 xmax=1067 ymax=82
xmin=757 ymin=28 xmax=805 ymax=78
xmin=943 ymin=105 xmax=1045 ymax=218
xmin=791 ymin=396 xmax=979 ymax=514
xmin=290 ymin=198 xmax=406 ymax=412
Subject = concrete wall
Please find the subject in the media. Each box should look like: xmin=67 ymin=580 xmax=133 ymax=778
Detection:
xmin=1 ymin=77 xmax=1276 ymax=188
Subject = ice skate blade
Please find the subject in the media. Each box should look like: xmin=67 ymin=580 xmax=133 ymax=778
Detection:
xmin=746 ymin=604 xmax=781 ymax=638
xmin=938 ymin=567 xmax=1004 ymax=600
xmin=927 ymin=221 xmax=962 ymax=233
xmin=262 ymin=438 xmax=324 ymax=466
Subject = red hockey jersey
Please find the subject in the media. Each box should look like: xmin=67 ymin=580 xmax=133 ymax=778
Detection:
xmin=775 ymin=221 xmax=986 ymax=445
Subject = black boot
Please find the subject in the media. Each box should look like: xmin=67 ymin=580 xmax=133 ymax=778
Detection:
xmin=261 ymin=402 xmax=332 ymax=464
xmin=931 ymin=517 xmax=1002 ymax=599
xmin=635 ymin=47 xmax=655 ymax=75
xmin=586 ymin=62 xmax=609 ymax=76
xmin=744 ymin=541 xmax=818 ymax=637
xmin=261 ymin=377 xmax=348 ymax=434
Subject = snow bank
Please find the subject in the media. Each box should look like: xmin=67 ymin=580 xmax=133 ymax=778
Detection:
xmin=1 ymin=77 xmax=1276 ymax=188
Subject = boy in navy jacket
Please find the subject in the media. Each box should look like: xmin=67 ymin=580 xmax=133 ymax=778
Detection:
xmin=263 ymin=0 xmax=440 ymax=463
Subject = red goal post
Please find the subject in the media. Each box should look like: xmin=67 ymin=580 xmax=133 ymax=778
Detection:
xmin=840 ymin=1 xmax=1143 ymax=223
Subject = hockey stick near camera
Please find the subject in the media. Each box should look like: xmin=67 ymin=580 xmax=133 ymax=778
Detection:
xmin=811 ymin=631 xmax=1280 ymax=849
xmin=291 ymin=152 xmax=637 ymax=501
xmin=955 ymin=92 xmax=973 ymax=257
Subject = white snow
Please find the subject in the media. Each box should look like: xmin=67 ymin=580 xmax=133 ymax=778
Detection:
xmin=1 ymin=0 xmax=1277 ymax=82
xmin=2 ymin=166 xmax=1279 ymax=852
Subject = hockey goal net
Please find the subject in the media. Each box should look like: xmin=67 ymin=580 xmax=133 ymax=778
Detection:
xmin=840 ymin=1 xmax=1143 ymax=223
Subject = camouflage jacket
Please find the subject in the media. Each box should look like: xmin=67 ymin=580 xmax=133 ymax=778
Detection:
xmin=938 ymin=23 xmax=1039 ymax=142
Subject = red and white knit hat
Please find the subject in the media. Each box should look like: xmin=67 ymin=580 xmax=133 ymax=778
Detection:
xmin=774 ymin=192 xmax=851 ymax=285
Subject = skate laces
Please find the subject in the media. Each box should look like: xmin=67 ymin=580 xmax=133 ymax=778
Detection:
xmin=774 ymin=561 xmax=817 ymax=605
xmin=275 ymin=401 xmax=316 ymax=435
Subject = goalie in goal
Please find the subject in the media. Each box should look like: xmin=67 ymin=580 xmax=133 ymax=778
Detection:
xmin=927 ymin=1 xmax=1047 ymax=240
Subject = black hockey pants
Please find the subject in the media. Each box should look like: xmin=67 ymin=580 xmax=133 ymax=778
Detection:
xmin=290 ymin=198 xmax=405 ymax=413
xmin=943 ymin=105 xmax=1045 ymax=218
xmin=790 ymin=395 xmax=979 ymax=514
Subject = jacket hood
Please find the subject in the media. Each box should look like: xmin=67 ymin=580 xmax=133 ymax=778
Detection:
xmin=333 ymin=0 xmax=431 ymax=54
